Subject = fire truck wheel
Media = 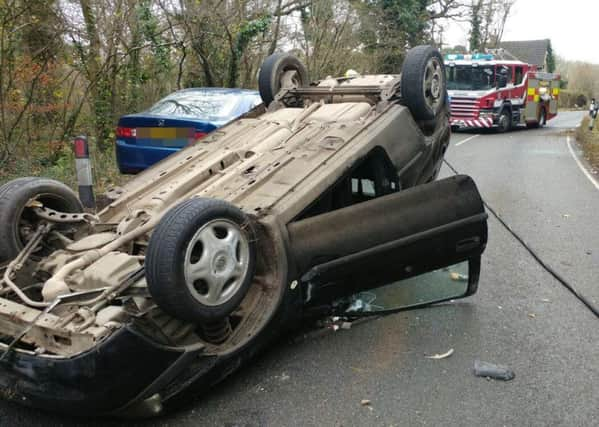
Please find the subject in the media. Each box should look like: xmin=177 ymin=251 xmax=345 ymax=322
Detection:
xmin=258 ymin=52 xmax=308 ymax=107
xmin=539 ymin=108 xmax=547 ymax=127
xmin=401 ymin=46 xmax=446 ymax=121
xmin=527 ymin=108 xmax=546 ymax=129
xmin=497 ymin=110 xmax=511 ymax=133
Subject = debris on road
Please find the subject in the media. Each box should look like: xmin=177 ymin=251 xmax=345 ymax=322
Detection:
xmin=474 ymin=360 xmax=515 ymax=381
xmin=528 ymin=313 xmax=536 ymax=319
xmin=361 ymin=399 xmax=371 ymax=406
xmin=541 ymin=298 xmax=551 ymax=303
xmin=425 ymin=348 xmax=454 ymax=360
xmin=277 ymin=373 xmax=290 ymax=381
xmin=562 ymin=214 xmax=571 ymax=219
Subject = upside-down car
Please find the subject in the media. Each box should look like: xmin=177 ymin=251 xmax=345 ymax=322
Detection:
xmin=0 ymin=46 xmax=487 ymax=416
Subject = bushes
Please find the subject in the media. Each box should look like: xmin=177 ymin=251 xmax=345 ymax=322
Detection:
xmin=558 ymin=90 xmax=588 ymax=109
xmin=0 ymin=138 xmax=124 ymax=193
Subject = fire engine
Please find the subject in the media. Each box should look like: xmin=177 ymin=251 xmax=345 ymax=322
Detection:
xmin=445 ymin=53 xmax=561 ymax=132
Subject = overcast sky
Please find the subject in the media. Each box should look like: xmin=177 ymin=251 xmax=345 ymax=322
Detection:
xmin=444 ymin=0 xmax=599 ymax=63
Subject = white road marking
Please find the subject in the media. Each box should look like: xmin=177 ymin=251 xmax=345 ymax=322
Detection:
xmin=566 ymin=136 xmax=599 ymax=191
xmin=455 ymin=134 xmax=479 ymax=147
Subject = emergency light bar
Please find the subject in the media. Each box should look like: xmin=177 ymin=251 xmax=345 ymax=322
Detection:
xmin=444 ymin=53 xmax=494 ymax=61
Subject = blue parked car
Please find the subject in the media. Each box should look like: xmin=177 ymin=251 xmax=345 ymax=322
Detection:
xmin=115 ymin=88 xmax=262 ymax=173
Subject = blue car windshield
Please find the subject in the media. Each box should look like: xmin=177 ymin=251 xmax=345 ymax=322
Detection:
xmin=147 ymin=91 xmax=253 ymax=120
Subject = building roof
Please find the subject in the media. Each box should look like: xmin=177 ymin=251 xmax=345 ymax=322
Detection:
xmin=498 ymin=39 xmax=550 ymax=68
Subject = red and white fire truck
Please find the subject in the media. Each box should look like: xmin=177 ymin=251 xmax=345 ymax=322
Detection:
xmin=445 ymin=53 xmax=561 ymax=132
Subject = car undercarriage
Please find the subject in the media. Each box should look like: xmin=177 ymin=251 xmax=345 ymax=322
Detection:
xmin=0 ymin=46 xmax=487 ymax=416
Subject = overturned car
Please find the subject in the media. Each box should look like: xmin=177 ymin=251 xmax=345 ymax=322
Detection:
xmin=0 ymin=46 xmax=487 ymax=416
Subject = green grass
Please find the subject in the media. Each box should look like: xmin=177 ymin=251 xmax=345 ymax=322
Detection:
xmin=0 ymin=142 xmax=126 ymax=194
xmin=576 ymin=116 xmax=599 ymax=170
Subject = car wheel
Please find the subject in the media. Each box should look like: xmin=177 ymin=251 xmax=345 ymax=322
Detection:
xmin=497 ymin=110 xmax=511 ymax=133
xmin=258 ymin=52 xmax=309 ymax=106
xmin=400 ymin=45 xmax=446 ymax=121
xmin=0 ymin=177 xmax=83 ymax=262
xmin=146 ymin=198 xmax=256 ymax=322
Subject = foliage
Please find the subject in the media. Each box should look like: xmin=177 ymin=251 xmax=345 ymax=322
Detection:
xmin=557 ymin=58 xmax=599 ymax=101
xmin=557 ymin=90 xmax=587 ymax=109
xmin=546 ymin=40 xmax=555 ymax=73
xmin=354 ymin=0 xmax=435 ymax=73
xmin=469 ymin=0 xmax=482 ymax=51
xmin=468 ymin=0 xmax=514 ymax=50
xmin=0 ymin=0 xmax=515 ymax=192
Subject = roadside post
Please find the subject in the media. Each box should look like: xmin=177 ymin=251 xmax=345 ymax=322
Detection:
xmin=73 ymin=135 xmax=96 ymax=210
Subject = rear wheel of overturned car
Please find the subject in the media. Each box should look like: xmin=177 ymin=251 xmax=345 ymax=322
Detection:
xmin=146 ymin=198 xmax=257 ymax=323
xmin=258 ymin=52 xmax=309 ymax=107
xmin=400 ymin=45 xmax=447 ymax=121
xmin=0 ymin=177 xmax=83 ymax=262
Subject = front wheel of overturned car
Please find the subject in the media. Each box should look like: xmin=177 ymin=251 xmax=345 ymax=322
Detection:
xmin=258 ymin=52 xmax=309 ymax=107
xmin=0 ymin=177 xmax=83 ymax=262
xmin=400 ymin=45 xmax=446 ymax=121
xmin=146 ymin=198 xmax=257 ymax=323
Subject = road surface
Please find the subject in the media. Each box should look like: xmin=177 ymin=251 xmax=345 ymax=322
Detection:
xmin=0 ymin=111 xmax=597 ymax=426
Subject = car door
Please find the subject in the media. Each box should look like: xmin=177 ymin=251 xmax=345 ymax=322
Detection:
xmin=286 ymin=155 xmax=488 ymax=311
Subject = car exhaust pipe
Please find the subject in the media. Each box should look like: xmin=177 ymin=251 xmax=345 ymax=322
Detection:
xmin=287 ymin=175 xmax=488 ymax=299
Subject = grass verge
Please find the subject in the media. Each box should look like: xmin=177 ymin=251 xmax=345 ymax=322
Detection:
xmin=575 ymin=116 xmax=599 ymax=172
xmin=0 ymin=142 xmax=126 ymax=194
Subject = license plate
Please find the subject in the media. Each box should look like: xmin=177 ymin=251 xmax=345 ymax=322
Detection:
xmin=136 ymin=127 xmax=194 ymax=139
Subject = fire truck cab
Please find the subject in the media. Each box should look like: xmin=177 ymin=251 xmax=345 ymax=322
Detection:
xmin=445 ymin=53 xmax=560 ymax=132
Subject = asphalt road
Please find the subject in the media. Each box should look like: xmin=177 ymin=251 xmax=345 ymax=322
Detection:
xmin=1 ymin=111 xmax=597 ymax=426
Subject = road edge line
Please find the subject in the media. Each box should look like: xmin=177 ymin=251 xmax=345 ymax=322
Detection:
xmin=566 ymin=135 xmax=599 ymax=191
xmin=455 ymin=134 xmax=479 ymax=147
xmin=454 ymin=134 xmax=480 ymax=147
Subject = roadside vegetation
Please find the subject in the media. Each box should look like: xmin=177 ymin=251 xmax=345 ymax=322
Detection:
xmin=0 ymin=0 xmax=539 ymax=192
xmin=555 ymin=61 xmax=599 ymax=110
xmin=576 ymin=117 xmax=599 ymax=171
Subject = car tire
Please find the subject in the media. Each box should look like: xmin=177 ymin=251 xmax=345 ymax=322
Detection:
xmin=400 ymin=45 xmax=447 ymax=121
xmin=0 ymin=177 xmax=83 ymax=262
xmin=146 ymin=198 xmax=257 ymax=322
xmin=497 ymin=110 xmax=511 ymax=133
xmin=258 ymin=52 xmax=309 ymax=106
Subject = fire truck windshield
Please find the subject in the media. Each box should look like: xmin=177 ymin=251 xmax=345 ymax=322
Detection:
xmin=446 ymin=65 xmax=495 ymax=91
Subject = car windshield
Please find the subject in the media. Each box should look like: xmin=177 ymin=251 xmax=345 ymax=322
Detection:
xmin=446 ymin=65 xmax=495 ymax=91
xmin=147 ymin=91 xmax=250 ymax=120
